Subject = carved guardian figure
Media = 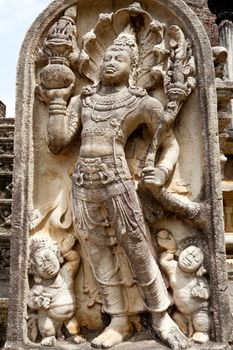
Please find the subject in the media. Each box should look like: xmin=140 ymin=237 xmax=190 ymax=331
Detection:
xmin=6 ymin=2 xmax=230 ymax=350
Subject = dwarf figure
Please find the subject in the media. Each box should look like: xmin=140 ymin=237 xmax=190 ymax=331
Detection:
xmin=28 ymin=234 xmax=84 ymax=346
xmin=156 ymin=229 xmax=210 ymax=344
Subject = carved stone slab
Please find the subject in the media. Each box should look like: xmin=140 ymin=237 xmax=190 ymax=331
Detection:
xmin=4 ymin=0 xmax=233 ymax=350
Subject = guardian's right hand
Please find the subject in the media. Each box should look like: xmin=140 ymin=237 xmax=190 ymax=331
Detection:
xmin=36 ymin=83 xmax=74 ymax=104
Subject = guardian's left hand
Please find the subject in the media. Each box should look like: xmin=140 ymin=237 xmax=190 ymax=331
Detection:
xmin=141 ymin=166 xmax=167 ymax=190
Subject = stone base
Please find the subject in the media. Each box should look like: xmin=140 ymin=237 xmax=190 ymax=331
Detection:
xmin=51 ymin=341 xmax=231 ymax=350
xmin=3 ymin=339 xmax=230 ymax=350
xmin=3 ymin=328 xmax=231 ymax=349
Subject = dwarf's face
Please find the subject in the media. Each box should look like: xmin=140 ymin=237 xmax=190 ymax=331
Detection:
xmin=178 ymin=245 xmax=203 ymax=273
xmin=100 ymin=48 xmax=131 ymax=86
xmin=34 ymin=248 xmax=60 ymax=279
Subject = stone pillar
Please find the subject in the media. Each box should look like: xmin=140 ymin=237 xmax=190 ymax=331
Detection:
xmin=0 ymin=116 xmax=14 ymax=348
xmin=0 ymin=101 xmax=6 ymax=119
xmin=208 ymin=0 xmax=233 ymax=128
xmin=219 ymin=21 xmax=233 ymax=81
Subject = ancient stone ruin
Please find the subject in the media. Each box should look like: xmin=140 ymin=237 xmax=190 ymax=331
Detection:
xmin=0 ymin=101 xmax=13 ymax=348
xmin=3 ymin=0 xmax=233 ymax=349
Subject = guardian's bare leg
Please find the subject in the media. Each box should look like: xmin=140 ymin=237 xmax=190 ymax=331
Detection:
xmin=87 ymin=237 xmax=133 ymax=348
xmin=112 ymin=186 xmax=190 ymax=350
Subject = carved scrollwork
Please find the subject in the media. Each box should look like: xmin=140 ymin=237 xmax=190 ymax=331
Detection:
xmin=0 ymin=206 xmax=12 ymax=229
xmin=163 ymin=26 xmax=196 ymax=126
xmin=0 ymin=162 xmax=13 ymax=174
xmin=0 ymin=143 xmax=14 ymax=156
xmin=0 ymin=245 xmax=10 ymax=270
xmin=0 ymin=129 xmax=14 ymax=138
xmin=0 ymin=181 xmax=12 ymax=199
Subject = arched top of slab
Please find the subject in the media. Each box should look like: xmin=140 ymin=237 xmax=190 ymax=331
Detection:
xmin=18 ymin=0 xmax=213 ymax=80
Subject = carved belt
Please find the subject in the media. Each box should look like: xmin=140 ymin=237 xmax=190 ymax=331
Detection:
xmin=72 ymin=179 xmax=133 ymax=201
xmin=81 ymin=127 xmax=126 ymax=143
xmin=72 ymin=156 xmax=131 ymax=188
xmin=81 ymin=127 xmax=115 ymax=138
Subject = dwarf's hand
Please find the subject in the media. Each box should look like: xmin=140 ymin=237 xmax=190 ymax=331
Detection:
xmin=191 ymin=283 xmax=209 ymax=300
xmin=157 ymin=229 xmax=177 ymax=252
xmin=60 ymin=234 xmax=76 ymax=256
xmin=39 ymin=293 xmax=51 ymax=309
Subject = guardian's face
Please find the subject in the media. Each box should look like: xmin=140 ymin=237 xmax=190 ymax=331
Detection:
xmin=34 ymin=248 xmax=60 ymax=279
xmin=178 ymin=246 xmax=203 ymax=273
xmin=100 ymin=49 xmax=131 ymax=86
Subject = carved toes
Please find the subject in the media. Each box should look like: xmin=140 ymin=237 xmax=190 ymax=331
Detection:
xmin=41 ymin=335 xmax=56 ymax=347
xmin=192 ymin=331 xmax=209 ymax=344
xmin=152 ymin=312 xmax=190 ymax=350
xmin=91 ymin=329 xmax=124 ymax=349
xmin=165 ymin=328 xmax=190 ymax=350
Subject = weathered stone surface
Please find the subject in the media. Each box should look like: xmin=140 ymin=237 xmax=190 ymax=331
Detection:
xmin=4 ymin=0 xmax=233 ymax=349
xmin=186 ymin=0 xmax=219 ymax=46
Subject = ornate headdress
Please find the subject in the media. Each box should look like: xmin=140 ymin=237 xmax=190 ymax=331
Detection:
xmin=30 ymin=235 xmax=56 ymax=253
xmin=29 ymin=235 xmax=63 ymax=274
xmin=106 ymin=25 xmax=139 ymax=86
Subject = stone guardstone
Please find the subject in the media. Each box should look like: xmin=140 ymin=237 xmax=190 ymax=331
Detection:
xmin=4 ymin=0 xmax=233 ymax=349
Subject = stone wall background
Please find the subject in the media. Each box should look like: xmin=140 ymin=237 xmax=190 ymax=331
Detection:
xmin=184 ymin=0 xmax=219 ymax=45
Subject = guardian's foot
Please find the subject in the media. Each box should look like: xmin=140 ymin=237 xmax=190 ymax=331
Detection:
xmin=41 ymin=335 xmax=56 ymax=347
xmin=152 ymin=312 xmax=190 ymax=350
xmin=91 ymin=316 xmax=131 ymax=349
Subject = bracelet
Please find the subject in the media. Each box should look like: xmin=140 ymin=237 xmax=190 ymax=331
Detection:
xmin=157 ymin=166 xmax=169 ymax=177
xmin=63 ymin=250 xmax=73 ymax=258
xmin=49 ymin=102 xmax=66 ymax=116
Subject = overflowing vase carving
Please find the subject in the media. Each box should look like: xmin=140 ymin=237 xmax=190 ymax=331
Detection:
xmin=20 ymin=1 xmax=230 ymax=350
